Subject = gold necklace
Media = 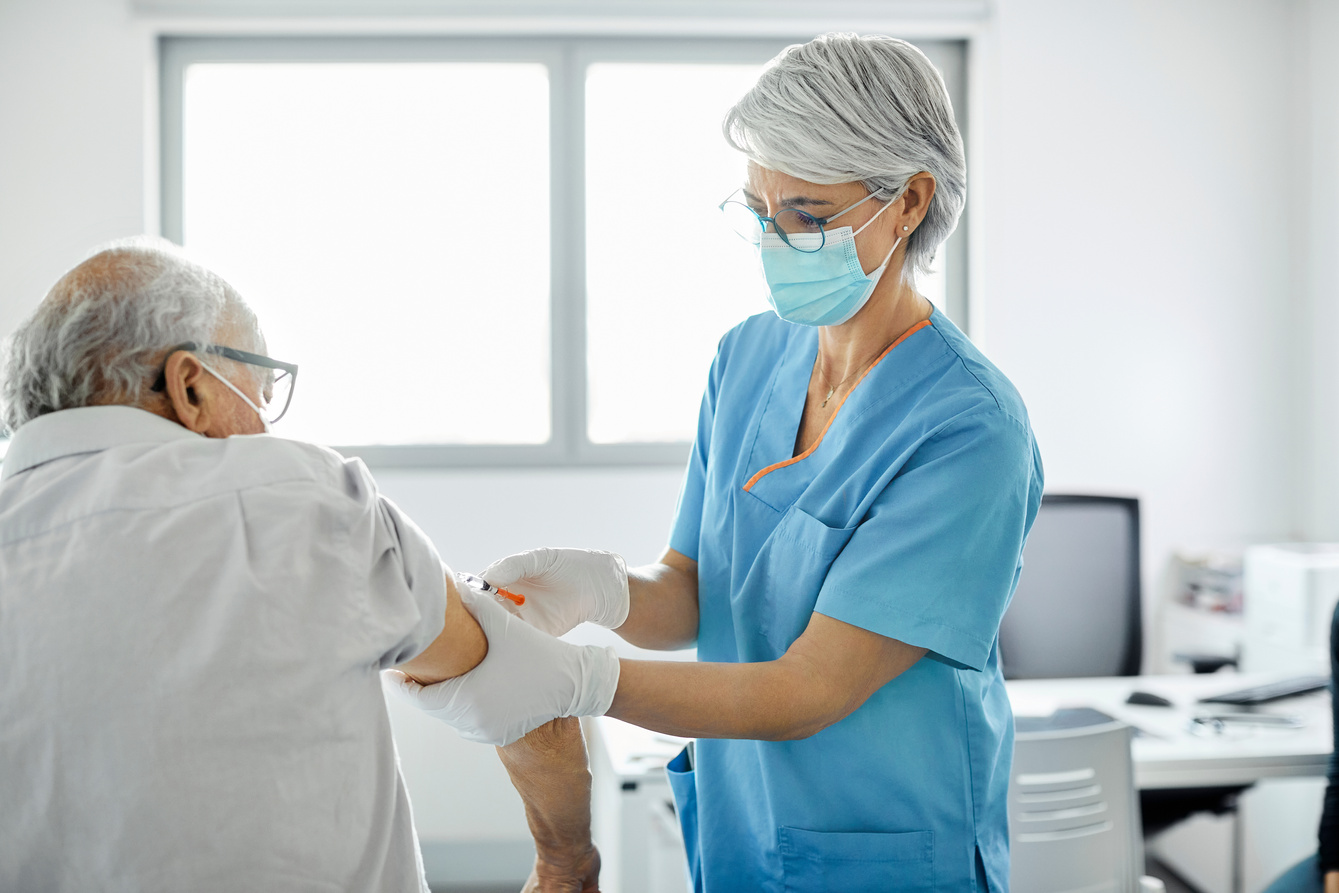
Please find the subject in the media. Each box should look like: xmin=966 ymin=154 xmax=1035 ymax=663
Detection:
xmin=817 ymin=339 xmax=897 ymax=409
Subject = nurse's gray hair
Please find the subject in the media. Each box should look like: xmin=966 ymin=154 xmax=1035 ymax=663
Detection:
xmin=0 ymin=237 xmax=260 ymax=434
xmin=724 ymin=33 xmax=966 ymax=281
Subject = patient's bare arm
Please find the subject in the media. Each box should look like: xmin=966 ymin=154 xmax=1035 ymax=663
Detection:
xmin=397 ymin=573 xmax=488 ymax=685
xmin=497 ymin=717 xmax=601 ymax=893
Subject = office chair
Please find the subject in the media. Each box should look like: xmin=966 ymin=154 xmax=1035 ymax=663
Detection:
xmin=1000 ymin=494 xmax=1142 ymax=679
xmin=1000 ymin=494 xmax=1247 ymax=883
xmin=1009 ymin=718 xmax=1150 ymax=893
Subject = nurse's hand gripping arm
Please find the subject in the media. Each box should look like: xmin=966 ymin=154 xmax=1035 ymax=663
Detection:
xmin=497 ymin=718 xmax=601 ymax=893
xmin=395 ymin=572 xmax=488 ymax=685
xmin=480 ymin=546 xmax=699 ymax=650
xmin=608 ymin=611 xmax=927 ymax=741
xmin=385 ymin=588 xmax=620 ymax=746
xmin=389 ymin=592 xmax=918 ymax=744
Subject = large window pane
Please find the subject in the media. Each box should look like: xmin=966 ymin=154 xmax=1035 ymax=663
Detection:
xmin=182 ymin=62 xmax=550 ymax=446
xmin=585 ymin=63 xmax=766 ymax=444
xmin=584 ymin=62 xmax=950 ymax=444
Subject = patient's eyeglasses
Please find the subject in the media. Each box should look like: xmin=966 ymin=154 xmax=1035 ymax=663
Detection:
xmin=151 ymin=342 xmax=299 ymax=425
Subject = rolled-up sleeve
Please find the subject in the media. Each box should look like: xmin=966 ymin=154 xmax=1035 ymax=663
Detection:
xmin=341 ymin=457 xmax=447 ymax=669
xmin=815 ymin=409 xmax=1041 ymax=671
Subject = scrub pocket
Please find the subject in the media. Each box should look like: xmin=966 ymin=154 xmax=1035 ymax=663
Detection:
xmin=665 ymin=747 xmax=703 ymax=893
xmin=737 ymin=495 xmax=858 ymax=658
xmin=778 ymin=827 xmax=934 ymax=892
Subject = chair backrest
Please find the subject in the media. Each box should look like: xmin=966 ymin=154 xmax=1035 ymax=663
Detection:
xmin=1009 ymin=720 xmax=1144 ymax=893
xmin=1000 ymin=494 xmax=1142 ymax=679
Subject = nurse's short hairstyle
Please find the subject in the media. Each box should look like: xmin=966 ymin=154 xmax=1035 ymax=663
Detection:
xmin=724 ymin=33 xmax=966 ymax=282
xmin=0 ymin=237 xmax=261 ymax=434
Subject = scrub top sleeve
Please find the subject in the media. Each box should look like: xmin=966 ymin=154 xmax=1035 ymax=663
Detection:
xmin=341 ymin=457 xmax=448 ymax=669
xmin=668 ymin=332 xmax=731 ymax=561
xmin=815 ymin=410 xmax=1041 ymax=672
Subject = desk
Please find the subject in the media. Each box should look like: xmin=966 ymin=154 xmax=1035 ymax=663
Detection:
xmin=586 ymin=673 xmax=1331 ymax=893
xmin=1007 ymin=673 xmax=1331 ymax=790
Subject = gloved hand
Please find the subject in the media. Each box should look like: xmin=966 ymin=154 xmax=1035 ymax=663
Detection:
xmin=384 ymin=587 xmax=620 ymax=747
xmin=479 ymin=548 xmax=630 ymax=637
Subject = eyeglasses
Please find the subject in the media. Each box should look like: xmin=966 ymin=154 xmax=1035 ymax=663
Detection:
xmin=151 ymin=342 xmax=299 ymax=425
xmin=718 ymin=188 xmax=888 ymax=253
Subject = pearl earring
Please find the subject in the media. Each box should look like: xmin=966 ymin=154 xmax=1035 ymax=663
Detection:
xmin=902 ymin=225 xmax=909 ymax=231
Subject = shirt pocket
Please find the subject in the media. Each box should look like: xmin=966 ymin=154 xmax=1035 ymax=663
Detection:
xmin=778 ymin=826 xmax=934 ymax=892
xmin=735 ymin=493 xmax=857 ymax=659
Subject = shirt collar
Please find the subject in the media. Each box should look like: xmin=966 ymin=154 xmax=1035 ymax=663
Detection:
xmin=0 ymin=406 xmax=200 ymax=481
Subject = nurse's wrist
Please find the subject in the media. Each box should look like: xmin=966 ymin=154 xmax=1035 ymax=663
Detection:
xmin=616 ymin=556 xmax=699 ymax=650
xmin=592 ymin=550 xmax=630 ymax=629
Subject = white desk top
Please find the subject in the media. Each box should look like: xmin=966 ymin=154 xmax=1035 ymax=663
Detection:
xmin=590 ymin=672 xmax=1333 ymax=792
xmin=1009 ymin=672 xmax=1332 ymax=789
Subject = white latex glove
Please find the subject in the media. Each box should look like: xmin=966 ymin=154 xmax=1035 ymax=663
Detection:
xmin=384 ymin=587 xmax=620 ymax=747
xmin=479 ymin=548 xmax=630 ymax=637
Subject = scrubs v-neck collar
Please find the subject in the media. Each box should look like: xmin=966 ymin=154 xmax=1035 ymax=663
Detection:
xmin=743 ymin=315 xmax=933 ymax=504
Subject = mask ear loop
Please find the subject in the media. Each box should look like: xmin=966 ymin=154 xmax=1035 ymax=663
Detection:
xmin=851 ymin=189 xmax=907 ymax=268
xmin=877 ymin=236 xmax=903 ymax=269
xmin=852 ymin=195 xmax=896 ymax=237
xmin=201 ymin=362 xmax=272 ymax=434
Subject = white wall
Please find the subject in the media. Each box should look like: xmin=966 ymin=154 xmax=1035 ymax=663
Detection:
xmin=2 ymin=0 xmax=1336 ymax=884
xmin=0 ymin=0 xmax=149 ymax=337
xmin=983 ymin=1 xmax=1301 ymax=656
xmin=1300 ymin=0 xmax=1339 ymax=539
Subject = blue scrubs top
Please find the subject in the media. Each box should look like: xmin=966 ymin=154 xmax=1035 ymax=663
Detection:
xmin=666 ymin=306 xmax=1043 ymax=893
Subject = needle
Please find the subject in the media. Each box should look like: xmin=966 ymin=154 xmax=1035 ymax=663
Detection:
xmin=456 ymin=572 xmax=526 ymax=607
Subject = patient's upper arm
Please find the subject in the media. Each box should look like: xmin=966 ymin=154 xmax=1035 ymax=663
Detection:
xmin=396 ymin=573 xmax=487 ymax=684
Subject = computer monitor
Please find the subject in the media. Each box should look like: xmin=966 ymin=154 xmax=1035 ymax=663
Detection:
xmin=999 ymin=494 xmax=1142 ymax=679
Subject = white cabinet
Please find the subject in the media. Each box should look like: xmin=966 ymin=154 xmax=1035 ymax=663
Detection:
xmin=584 ymin=717 xmax=692 ymax=893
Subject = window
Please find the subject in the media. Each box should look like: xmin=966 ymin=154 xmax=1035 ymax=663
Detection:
xmin=161 ymin=36 xmax=967 ymax=465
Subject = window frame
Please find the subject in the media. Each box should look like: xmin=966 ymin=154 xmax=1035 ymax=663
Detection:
xmin=159 ymin=34 xmax=969 ymax=467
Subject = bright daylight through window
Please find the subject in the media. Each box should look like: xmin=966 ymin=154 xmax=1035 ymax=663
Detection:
xmin=181 ymin=62 xmax=551 ymax=447
xmin=585 ymin=63 xmax=767 ymax=444
xmin=168 ymin=38 xmax=960 ymax=460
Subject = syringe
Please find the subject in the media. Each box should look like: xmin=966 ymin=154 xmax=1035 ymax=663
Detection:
xmin=456 ymin=572 xmax=526 ymax=607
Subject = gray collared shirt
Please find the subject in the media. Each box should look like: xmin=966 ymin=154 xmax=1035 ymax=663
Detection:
xmin=0 ymin=406 xmax=446 ymax=892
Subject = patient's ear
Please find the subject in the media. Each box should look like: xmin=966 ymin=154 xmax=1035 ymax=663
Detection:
xmin=162 ymin=350 xmax=215 ymax=434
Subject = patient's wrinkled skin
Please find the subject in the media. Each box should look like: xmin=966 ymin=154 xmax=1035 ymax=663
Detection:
xmin=497 ymin=717 xmax=601 ymax=892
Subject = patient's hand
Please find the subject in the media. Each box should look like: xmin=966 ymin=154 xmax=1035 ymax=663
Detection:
xmin=498 ymin=717 xmax=601 ymax=893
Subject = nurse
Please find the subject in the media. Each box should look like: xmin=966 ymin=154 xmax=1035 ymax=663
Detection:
xmin=483 ymin=33 xmax=1043 ymax=891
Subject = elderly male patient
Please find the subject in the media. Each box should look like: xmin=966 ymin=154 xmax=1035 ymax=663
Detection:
xmin=0 ymin=240 xmax=610 ymax=893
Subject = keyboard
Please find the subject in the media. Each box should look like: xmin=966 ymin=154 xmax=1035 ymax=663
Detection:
xmin=1198 ymin=675 xmax=1331 ymax=705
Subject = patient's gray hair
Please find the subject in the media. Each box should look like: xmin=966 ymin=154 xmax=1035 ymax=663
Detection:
xmin=724 ymin=33 xmax=966 ymax=281
xmin=0 ymin=237 xmax=260 ymax=434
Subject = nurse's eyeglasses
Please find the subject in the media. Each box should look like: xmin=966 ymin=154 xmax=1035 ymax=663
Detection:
xmin=151 ymin=342 xmax=299 ymax=425
xmin=718 ymin=188 xmax=888 ymax=253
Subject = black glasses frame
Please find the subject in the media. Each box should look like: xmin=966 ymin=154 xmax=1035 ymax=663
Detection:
xmin=151 ymin=341 xmax=299 ymax=423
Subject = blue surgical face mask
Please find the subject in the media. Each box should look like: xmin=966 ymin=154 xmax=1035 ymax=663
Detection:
xmin=758 ymin=194 xmax=902 ymax=327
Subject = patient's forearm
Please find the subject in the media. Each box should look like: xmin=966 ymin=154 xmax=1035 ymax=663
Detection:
xmin=497 ymin=718 xmax=599 ymax=888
